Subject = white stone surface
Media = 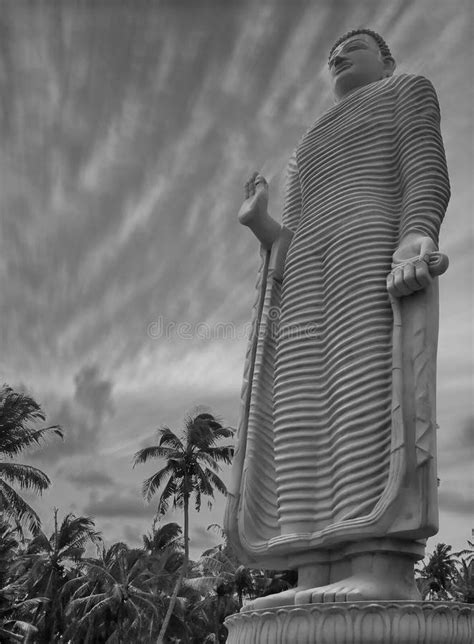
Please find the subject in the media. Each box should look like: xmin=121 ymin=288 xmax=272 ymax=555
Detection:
xmin=225 ymin=602 xmax=473 ymax=644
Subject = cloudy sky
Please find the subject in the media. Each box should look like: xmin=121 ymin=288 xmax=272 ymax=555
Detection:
xmin=1 ymin=0 xmax=472 ymax=559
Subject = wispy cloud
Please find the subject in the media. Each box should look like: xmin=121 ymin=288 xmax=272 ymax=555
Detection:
xmin=65 ymin=468 xmax=115 ymax=489
xmin=29 ymin=364 xmax=114 ymax=462
xmin=1 ymin=0 xmax=471 ymax=554
xmin=84 ymin=490 xmax=155 ymax=520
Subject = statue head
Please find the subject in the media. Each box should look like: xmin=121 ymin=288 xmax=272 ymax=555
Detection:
xmin=328 ymin=29 xmax=396 ymax=101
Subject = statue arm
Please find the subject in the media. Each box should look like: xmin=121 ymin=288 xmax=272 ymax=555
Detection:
xmin=239 ymin=152 xmax=302 ymax=252
xmin=388 ymin=76 xmax=450 ymax=297
xmin=396 ymin=75 xmax=450 ymax=245
xmin=238 ymin=173 xmax=281 ymax=250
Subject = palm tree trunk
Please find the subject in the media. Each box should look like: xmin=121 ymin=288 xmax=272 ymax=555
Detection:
xmin=157 ymin=493 xmax=189 ymax=644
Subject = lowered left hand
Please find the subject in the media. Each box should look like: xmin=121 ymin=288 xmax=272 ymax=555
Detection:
xmin=387 ymin=234 xmax=437 ymax=298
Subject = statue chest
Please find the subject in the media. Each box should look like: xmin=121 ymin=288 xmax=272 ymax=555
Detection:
xmin=296 ymin=86 xmax=399 ymax=198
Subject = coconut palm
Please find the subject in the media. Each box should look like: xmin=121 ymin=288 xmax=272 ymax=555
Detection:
xmin=451 ymin=559 xmax=474 ymax=604
xmin=455 ymin=540 xmax=474 ymax=566
xmin=449 ymin=540 xmax=474 ymax=604
xmin=0 ymin=517 xmax=38 ymax=642
xmin=0 ymin=386 xmax=62 ymax=532
xmin=196 ymin=527 xmax=255 ymax=610
xmin=143 ymin=521 xmax=183 ymax=555
xmin=18 ymin=510 xmax=101 ymax=642
xmin=133 ymin=412 xmax=234 ymax=644
xmin=190 ymin=580 xmax=239 ymax=644
xmin=64 ymin=542 xmax=164 ymax=643
xmin=187 ymin=546 xmax=253 ymax=642
xmin=416 ymin=542 xmax=459 ymax=600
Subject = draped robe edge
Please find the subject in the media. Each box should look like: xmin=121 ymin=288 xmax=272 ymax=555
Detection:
xmin=224 ymin=238 xmax=440 ymax=568
xmin=224 ymin=75 xmax=447 ymax=568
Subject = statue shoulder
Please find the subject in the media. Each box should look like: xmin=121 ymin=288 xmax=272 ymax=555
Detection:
xmin=392 ymin=73 xmax=438 ymax=98
xmin=391 ymin=74 xmax=441 ymax=119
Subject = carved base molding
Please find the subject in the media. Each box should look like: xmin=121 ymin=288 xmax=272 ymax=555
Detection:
xmin=225 ymin=601 xmax=473 ymax=644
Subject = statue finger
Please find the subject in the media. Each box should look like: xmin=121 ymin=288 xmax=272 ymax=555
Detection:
xmin=393 ymin=267 xmax=412 ymax=296
xmin=414 ymin=262 xmax=432 ymax=288
xmin=249 ymin=171 xmax=259 ymax=182
xmin=255 ymin=174 xmax=267 ymax=188
xmin=419 ymin=235 xmax=437 ymax=259
xmin=386 ymin=272 xmax=402 ymax=298
xmin=401 ymin=263 xmax=420 ymax=292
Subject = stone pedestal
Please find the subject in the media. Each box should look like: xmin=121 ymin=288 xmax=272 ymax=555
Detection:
xmin=225 ymin=602 xmax=473 ymax=644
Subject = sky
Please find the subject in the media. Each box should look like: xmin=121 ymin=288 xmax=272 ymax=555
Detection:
xmin=0 ymin=0 xmax=472 ymax=561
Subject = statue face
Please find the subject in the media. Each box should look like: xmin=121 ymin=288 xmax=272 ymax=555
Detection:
xmin=328 ymin=34 xmax=394 ymax=100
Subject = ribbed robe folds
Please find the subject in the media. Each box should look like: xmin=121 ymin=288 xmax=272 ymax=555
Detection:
xmin=225 ymin=74 xmax=450 ymax=567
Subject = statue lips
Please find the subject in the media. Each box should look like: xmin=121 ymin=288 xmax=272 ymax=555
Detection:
xmin=334 ymin=61 xmax=352 ymax=75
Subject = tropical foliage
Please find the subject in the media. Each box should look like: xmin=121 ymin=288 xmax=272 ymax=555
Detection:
xmin=416 ymin=541 xmax=474 ymax=603
xmin=0 ymin=386 xmax=62 ymax=532
xmin=17 ymin=510 xmax=102 ymax=642
xmin=1 ymin=384 xmax=472 ymax=642
xmin=134 ymin=412 xmax=234 ymax=643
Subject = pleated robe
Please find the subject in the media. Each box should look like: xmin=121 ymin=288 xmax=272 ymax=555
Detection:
xmin=225 ymin=74 xmax=450 ymax=567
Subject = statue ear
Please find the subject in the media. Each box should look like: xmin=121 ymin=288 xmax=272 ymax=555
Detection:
xmin=383 ymin=56 xmax=396 ymax=77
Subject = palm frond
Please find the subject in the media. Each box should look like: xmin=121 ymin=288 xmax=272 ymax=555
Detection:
xmin=0 ymin=386 xmax=62 ymax=457
xmin=27 ymin=530 xmax=51 ymax=554
xmin=156 ymin=477 xmax=179 ymax=515
xmin=0 ymin=481 xmax=41 ymax=532
xmin=57 ymin=514 xmax=101 ymax=552
xmin=198 ymin=555 xmax=229 ymax=576
xmin=158 ymin=427 xmax=184 ymax=450
xmin=0 ymin=462 xmax=50 ymax=492
xmin=207 ymin=426 xmax=234 ymax=441
xmin=184 ymin=575 xmax=222 ymax=595
xmin=0 ymin=619 xmax=38 ymax=641
xmin=76 ymin=594 xmax=115 ymax=625
xmin=143 ymin=521 xmax=182 ymax=552
xmin=193 ymin=465 xmax=215 ymax=498
xmin=194 ymin=486 xmax=202 ymax=512
xmin=201 ymin=445 xmax=234 ymax=465
xmin=69 ymin=591 xmax=107 ymax=611
xmin=195 ymin=452 xmax=220 ymax=472
xmin=133 ymin=444 xmax=176 ymax=466
xmin=80 ymin=561 xmax=118 ymax=586
xmin=124 ymin=589 xmax=159 ymax=616
xmin=142 ymin=463 xmax=174 ymax=502
xmin=204 ymin=470 xmax=227 ymax=497
xmin=9 ymin=596 xmax=49 ymax=618
xmin=454 ymin=540 xmax=474 ymax=563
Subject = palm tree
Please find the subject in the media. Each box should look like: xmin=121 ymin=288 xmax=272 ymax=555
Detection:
xmin=0 ymin=386 xmax=62 ymax=532
xmin=18 ymin=510 xmax=101 ymax=642
xmin=190 ymin=580 xmax=239 ymax=644
xmin=0 ymin=517 xmax=41 ymax=643
xmin=416 ymin=542 xmax=459 ymax=600
xmin=133 ymin=412 xmax=234 ymax=644
xmin=455 ymin=540 xmax=474 ymax=566
xmin=143 ymin=521 xmax=183 ymax=555
xmin=64 ymin=542 xmax=162 ymax=643
xmin=451 ymin=540 xmax=474 ymax=604
xmin=197 ymin=526 xmax=255 ymax=610
xmin=187 ymin=546 xmax=253 ymax=641
xmin=451 ymin=559 xmax=474 ymax=604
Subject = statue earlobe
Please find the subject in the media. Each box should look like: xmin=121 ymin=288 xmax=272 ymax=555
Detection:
xmin=383 ymin=56 xmax=396 ymax=77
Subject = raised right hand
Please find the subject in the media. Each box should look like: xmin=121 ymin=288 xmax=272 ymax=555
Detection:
xmin=238 ymin=172 xmax=269 ymax=226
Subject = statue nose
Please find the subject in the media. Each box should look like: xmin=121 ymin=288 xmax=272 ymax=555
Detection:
xmin=330 ymin=53 xmax=345 ymax=68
